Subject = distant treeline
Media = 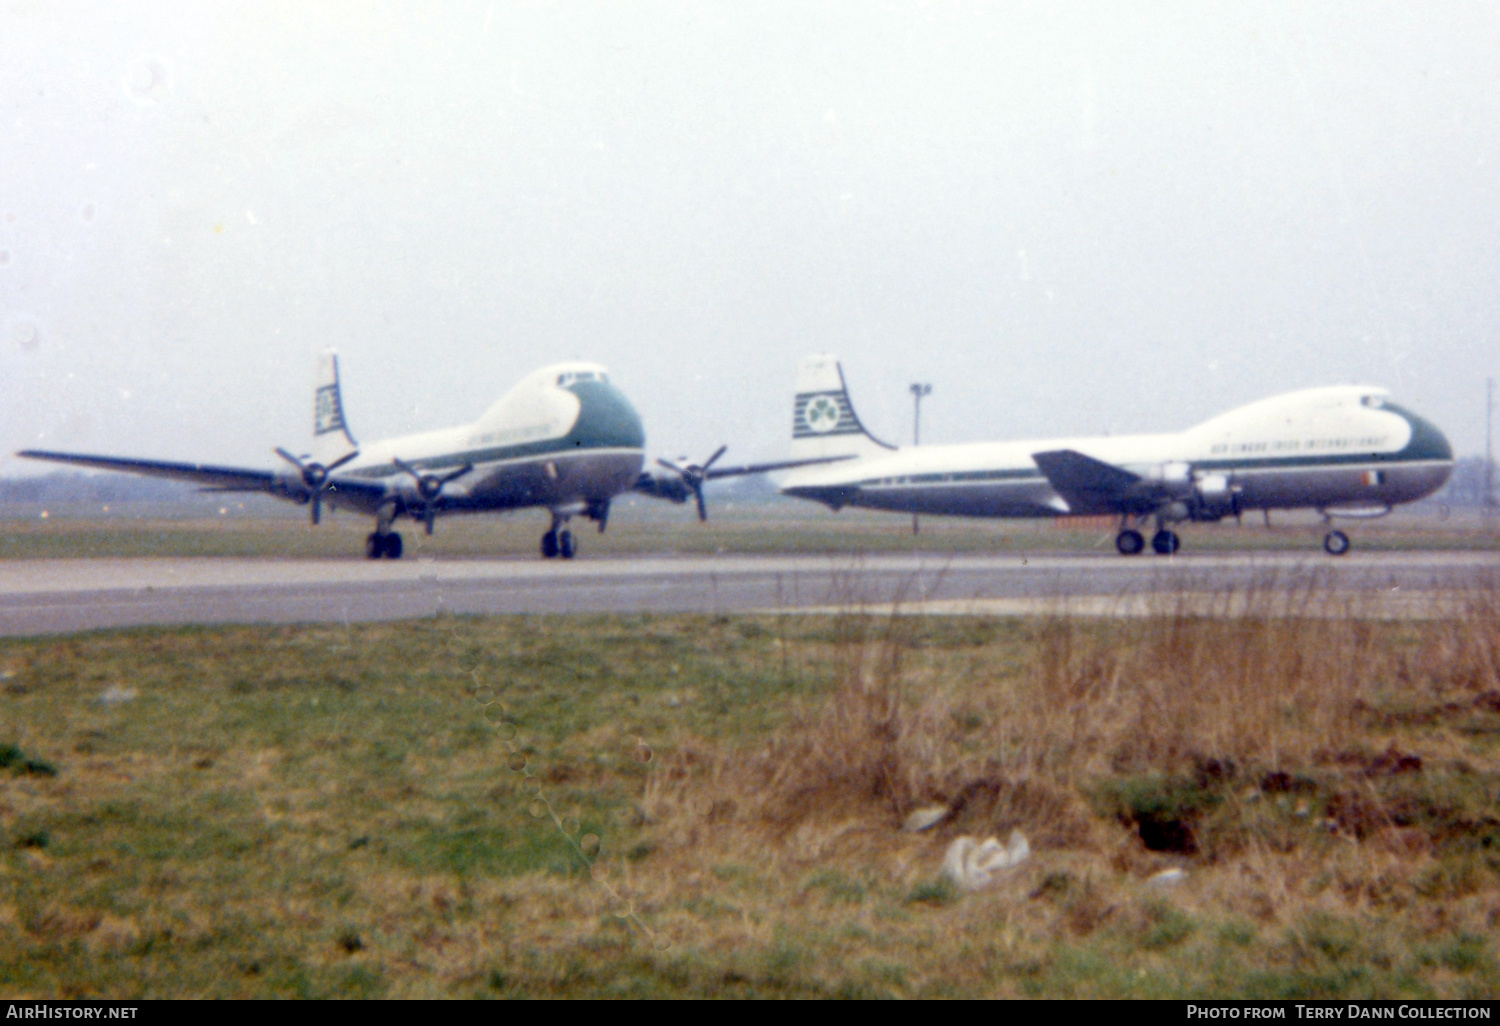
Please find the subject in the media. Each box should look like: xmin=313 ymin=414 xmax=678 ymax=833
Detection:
xmin=1441 ymin=456 xmax=1498 ymax=508
xmin=0 ymin=467 xmax=784 ymax=507
xmin=0 ymin=471 xmax=198 ymax=503
xmin=2 ymin=456 xmax=1491 ymax=507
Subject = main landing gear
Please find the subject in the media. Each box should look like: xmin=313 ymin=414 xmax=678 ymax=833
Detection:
xmin=365 ymin=504 xmax=404 ymax=560
xmin=540 ymin=512 xmax=577 ymax=560
xmin=365 ymin=531 xmax=403 ymax=559
xmin=540 ymin=528 xmax=575 ymax=559
xmin=1115 ymin=519 xmax=1180 ymax=557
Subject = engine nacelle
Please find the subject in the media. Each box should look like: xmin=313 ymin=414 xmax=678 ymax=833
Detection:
xmin=1147 ymin=461 xmax=1193 ymax=489
xmin=633 ymin=469 xmax=690 ymax=504
xmin=1189 ymin=471 xmax=1241 ymax=521
xmin=396 ymin=478 xmax=471 ymax=507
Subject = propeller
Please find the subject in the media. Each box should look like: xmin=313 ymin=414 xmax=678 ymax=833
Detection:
xmin=275 ymin=447 xmax=359 ymax=525
xmin=393 ymin=458 xmax=473 ymax=534
xmin=655 ymin=445 xmax=728 ymax=521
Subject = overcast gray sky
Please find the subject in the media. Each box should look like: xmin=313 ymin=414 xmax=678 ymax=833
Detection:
xmin=3 ymin=2 xmax=1497 ymax=475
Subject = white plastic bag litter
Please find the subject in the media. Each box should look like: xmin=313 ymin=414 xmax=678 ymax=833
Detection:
xmin=941 ymin=830 xmax=1031 ymax=890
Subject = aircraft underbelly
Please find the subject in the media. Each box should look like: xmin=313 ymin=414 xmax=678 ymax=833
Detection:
xmin=460 ymin=449 xmax=643 ymax=511
xmin=1233 ymin=462 xmax=1450 ymax=510
xmin=855 ymin=481 xmax=1057 ymax=518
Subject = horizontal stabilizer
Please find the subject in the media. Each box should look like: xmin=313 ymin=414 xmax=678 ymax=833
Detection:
xmin=1030 ymin=449 xmax=1141 ymax=516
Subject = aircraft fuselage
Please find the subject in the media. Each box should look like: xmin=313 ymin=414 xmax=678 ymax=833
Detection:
xmin=322 ymin=369 xmax=646 ymax=522
xmin=780 ymin=382 xmax=1454 ymax=535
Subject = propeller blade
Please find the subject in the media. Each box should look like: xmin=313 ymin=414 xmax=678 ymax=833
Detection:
xmin=438 ymin=463 xmax=473 ymax=485
xmin=325 ymin=449 xmax=359 ymax=472
xmin=390 ymin=458 xmax=468 ymax=532
xmin=279 ymin=447 xmax=354 ymax=525
xmin=653 ymin=448 xmax=730 ymax=520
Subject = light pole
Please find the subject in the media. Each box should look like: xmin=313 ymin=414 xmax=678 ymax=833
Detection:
xmin=910 ymin=383 xmax=931 ymax=535
xmin=1487 ymin=377 xmax=1496 ymax=517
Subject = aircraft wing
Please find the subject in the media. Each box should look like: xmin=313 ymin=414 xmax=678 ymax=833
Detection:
xmin=702 ymin=455 xmax=853 ymax=479
xmin=1030 ymin=449 xmax=1142 ymax=516
xmin=15 ymin=449 xmax=389 ymax=502
xmin=635 ymin=451 xmax=854 ymax=520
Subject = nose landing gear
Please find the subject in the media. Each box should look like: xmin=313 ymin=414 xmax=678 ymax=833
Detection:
xmin=1323 ymin=529 xmax=1351 ymax=556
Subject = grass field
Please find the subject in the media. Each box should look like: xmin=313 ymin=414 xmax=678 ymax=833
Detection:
xmin=3 ymin=587 xmax=1500 ymax=998
xmin=2 ymin=498 xmax=1497 ymax=561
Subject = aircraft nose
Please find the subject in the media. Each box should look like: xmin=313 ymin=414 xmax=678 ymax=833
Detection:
xmin=1431 ymin=422 xmax=1455 ymax=464
xmin=568 ymin=380 xmax=646 ymax=450
xmin=1389 ymin=402 xmax=1453 ymax=463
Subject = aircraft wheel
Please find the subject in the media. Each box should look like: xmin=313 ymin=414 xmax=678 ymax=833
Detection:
xmin=1151 ymin=530 xmax=1180 ymax=555
xmin=541 ymin=530 xmax=559 ymax=559
xmin=383 ymin=532 xmax=403 ymax=559
xmin=1323 ymin=530 xmax=1351 ymax=556
xmin=365 ymin=533 xmax=383 ymax=560
xmin=559 ymin=530 xmax=576 ymax=559
xmin=1116 ymin=529 xmax=1145 ymax=556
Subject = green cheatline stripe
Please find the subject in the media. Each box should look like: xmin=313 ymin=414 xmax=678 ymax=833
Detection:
xmin=860 ymin=469 xmax=1044 ymax=486
xmin=1195 ymin=453 xmax=1449 ymax=472
xmin=350 ymin=444 xmax=642 ymax=480
xmin=853 ymin=455 xmax=1446 ymax=489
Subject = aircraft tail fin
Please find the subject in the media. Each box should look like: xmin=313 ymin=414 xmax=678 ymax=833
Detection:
xmin=790 ymin=355 xmax=896 ymax=462
xmin=312 ymin=350 xmax=358 ymax=464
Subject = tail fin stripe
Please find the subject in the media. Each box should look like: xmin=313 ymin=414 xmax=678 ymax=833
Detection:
xmin=311 ymin=351 xmax=359 ymax=463
xmin=315 ymin=383 xmax=349 ymax=438
xmin=793 ymin=391 xmax=863 ymax=437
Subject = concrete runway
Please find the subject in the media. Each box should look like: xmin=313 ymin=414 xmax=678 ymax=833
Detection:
xmin=0 ymin=550 xmax=1496 ymax=636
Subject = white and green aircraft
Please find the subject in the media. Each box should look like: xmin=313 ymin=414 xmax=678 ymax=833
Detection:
xmin=18 ymin=353 xmax=804 ymax=559
xmin=778 ymin=355 xmax=1455 ymax=556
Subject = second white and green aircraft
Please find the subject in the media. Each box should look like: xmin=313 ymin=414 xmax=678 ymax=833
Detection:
xmin=777 ymin=355 xmax=1454 ymax=555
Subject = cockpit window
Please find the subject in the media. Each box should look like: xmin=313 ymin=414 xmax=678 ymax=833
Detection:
xmin=1360 ymin=395 xmax=1385 ymax=409
xmin=557 ymin=371 xmax=600 ymax=386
